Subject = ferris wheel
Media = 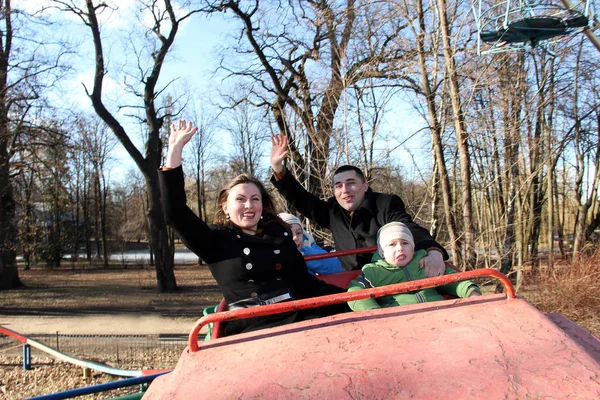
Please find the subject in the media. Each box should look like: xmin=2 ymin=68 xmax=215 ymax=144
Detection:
xmin=472 ymin=0 xmax=599 ymax=54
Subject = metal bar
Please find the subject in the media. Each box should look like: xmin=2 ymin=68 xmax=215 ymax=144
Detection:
xmin=24 ymin=371 xmax=169 ymax=400
xmin=560 ymin=0 xmax=600 ymax=53
xmin=189 ymin=268 xmax=516 ymax=352
xmin=23 ymin=344 xmax=31 ymax=370
xmin=303 ymin=245 xmax=378 ymax=261
xmin=24 ymin=337 xmax=141 ymax=377
xmin=0 ymin=325 xmax=144 ymax=377
xmin=0 ymin=325 xmax=28 ymax=343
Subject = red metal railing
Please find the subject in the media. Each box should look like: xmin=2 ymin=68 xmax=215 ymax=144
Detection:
xmin=207 ymin=245 xmax=381 ymax=341
xmin=189 ymin=268 xmax=515 ymax=352
xmin=303 ymin=245 xmax=378 ymax=261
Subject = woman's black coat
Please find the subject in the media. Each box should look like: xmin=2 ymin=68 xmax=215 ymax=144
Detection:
xmin=159 ymin=167 xmax=346 ymax=336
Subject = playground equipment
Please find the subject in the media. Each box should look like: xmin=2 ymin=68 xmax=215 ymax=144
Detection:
xmin=7 ymin=247 xmax=600 ymax=399
xmin=0 ymin=326 xmax=145 ymax=377
xmin=0 ymin=325 xmax=168 ymax=399
xmin=142 ymin=267 xmax=600 ymax=399
xmin=472 ymin=0 xmax=599 ymax=54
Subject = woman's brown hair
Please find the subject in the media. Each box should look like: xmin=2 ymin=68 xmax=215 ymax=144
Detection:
xmin=214 ymin=174 xmax=287 ymax=234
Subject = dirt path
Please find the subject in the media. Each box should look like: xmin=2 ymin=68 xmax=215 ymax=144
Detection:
xmin=0 ymin=265 xmax=220 ymax=337
xmin=0 ymin=314 xmax=202 ymax=336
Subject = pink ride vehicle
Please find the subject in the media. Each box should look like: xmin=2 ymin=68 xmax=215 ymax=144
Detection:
xmin=143 ymin=249 xmax=600 ymax=399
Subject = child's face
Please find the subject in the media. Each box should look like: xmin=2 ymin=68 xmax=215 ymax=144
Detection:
xmin=290 ymin=223 xmax=304 ymax=250
xmin=382 ymin=238 xmax=414 ymax=267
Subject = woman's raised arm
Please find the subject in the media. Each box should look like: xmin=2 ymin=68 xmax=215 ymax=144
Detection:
xmin=165 ymin=119 xmax=198 ymax=169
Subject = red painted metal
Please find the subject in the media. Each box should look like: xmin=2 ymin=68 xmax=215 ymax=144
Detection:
xmin=144 ymin=294 xmax=600 ymax=399
xmin=209 ymin=298 xmax=228 ymax=340
xmin=315 ymin=269 xmax=362 ymax=288
xmin=0 ymin=326 xmax=27 ymax=343
xmin=189 ymin=268 xmax=515 ymax=352
xmin=547 ymin=312 xmax=600 ymax=364
xmin=303 ymin=245 xmax=378 ymax=261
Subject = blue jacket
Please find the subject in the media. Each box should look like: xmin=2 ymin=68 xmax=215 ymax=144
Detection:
xmin=301 ymin=242 xmax=343 ymax=275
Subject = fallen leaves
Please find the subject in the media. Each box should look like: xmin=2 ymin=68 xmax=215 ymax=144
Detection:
xmin=0 ymin=352 xmax=178 ymax=400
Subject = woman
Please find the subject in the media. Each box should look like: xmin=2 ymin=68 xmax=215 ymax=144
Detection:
xmin=159 ymin=120 xmax=347 ymax=336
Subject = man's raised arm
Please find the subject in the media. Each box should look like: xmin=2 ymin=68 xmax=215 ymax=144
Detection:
xmin=270 ymin=134 xmax=331 ymax=228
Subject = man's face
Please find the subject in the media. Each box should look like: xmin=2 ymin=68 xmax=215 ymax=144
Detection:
xmin=333 ymin=170 xmax=369 ymax=213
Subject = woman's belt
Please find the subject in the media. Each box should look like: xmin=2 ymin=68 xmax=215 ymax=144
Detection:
xmin=229 ymin=289 xmax=295 ymax=310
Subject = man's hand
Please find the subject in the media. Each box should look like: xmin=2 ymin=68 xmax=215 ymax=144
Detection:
xmin=418 ymin=249 xmax=445 ymax=277
xmin=270 ymin=133 xmax=289 ymax=174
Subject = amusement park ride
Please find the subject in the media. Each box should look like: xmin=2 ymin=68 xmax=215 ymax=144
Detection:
xmin=2 ymin=0 xmax=599 ymax=398
xmin=142 ymin=266 xmax=600 ymax=399
xmin=2 ymin=246 xmax=598 ymax=399
xmin=472 ymin=0 xmax=600 ymax=54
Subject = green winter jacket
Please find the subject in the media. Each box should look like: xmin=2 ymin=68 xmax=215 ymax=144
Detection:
xmin=347 ymin=250 xmax=481 ymax=311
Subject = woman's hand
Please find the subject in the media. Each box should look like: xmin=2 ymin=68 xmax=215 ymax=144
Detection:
xmin=165 ymin=120 xmax=198 ymax=168
xmin=270 ymin=133 xmax=289 ymax=174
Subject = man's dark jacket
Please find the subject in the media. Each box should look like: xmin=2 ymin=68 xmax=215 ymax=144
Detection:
xmin=271 ymin=170 xmax=448 ymax=271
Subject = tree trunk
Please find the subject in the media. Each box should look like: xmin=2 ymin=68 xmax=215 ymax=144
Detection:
xmin=497 ymin=116 xmax=519 ymax=291
xmin=496 ymin=54 xmax=523 ymax=290
xmin=436 ymin=0 xmax=477 ymax=269
xmin=0 ymin=2 xmax=20 ymax=289
xmin=94 ymin=171 xmax=102 ymax=260
xmin=414 ymin=0 xmax=461 ymax=264
xmin=145 ymin=172 xmax=176 ymax=291
xmin=0 ymin=143 xmax=21 ymax=290
xmin=101 ymin=173 xmax=109 ymax=267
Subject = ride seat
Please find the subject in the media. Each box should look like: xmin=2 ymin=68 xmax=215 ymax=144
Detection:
xmin=205 ymin=262 xmax=461 ymax=340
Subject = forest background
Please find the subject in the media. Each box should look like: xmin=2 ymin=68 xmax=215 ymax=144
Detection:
xmin=0 ymin=0 xmax=599 ymax=295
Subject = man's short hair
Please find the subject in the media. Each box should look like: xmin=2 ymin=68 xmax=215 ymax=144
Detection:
xmin=333 ymin=165 xmax=366 ymax=183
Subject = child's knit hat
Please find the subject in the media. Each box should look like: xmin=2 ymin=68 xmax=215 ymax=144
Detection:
xmin=278 ymin=212 xmax=314 ymax=248
xmin=377 ymin=222 xmax=414 ymax=257
xmin=278 ymin=212 xmax=302 ymax=227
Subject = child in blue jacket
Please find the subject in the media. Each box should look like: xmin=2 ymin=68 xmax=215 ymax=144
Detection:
xmin=279 ymin=213 xmax=343 ymax=276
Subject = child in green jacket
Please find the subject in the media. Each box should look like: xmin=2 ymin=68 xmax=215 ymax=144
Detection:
xmin=347 ymin=222 xmax=481 ymax=311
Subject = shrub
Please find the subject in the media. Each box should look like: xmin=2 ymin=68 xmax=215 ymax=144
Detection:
xmin=524 ymin=249 xmax=600 ymax=337
xmin=34 ymin=242 xmax=63 ymax=268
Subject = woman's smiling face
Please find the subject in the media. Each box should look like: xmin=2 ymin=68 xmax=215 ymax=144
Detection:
xmin=222 ymin=183 xmax=263 ymax=234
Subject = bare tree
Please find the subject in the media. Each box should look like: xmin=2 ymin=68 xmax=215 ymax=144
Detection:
xmin=570 ymin=41 xmax=600 ymax=257
xmin=52 ymin=0 xmax=201 ymax=290
xmin=435 ymin=0 xmax=477 ymax=269
xmin=186 ymin=100 xmax=218 ymax=223
xmin=222 ymin=98 xmax=267 ymax=176
xmin=200 ymin=0 xmax=416 ymax=198
xmin=75 ymin=115 xmax=116 ymax=266
xmin=396 ymin=0 xmax=463 ymax=265
xmin=0 ymin=1 xmax=70 ymax=289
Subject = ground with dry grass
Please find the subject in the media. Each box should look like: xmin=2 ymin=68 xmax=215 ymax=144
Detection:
xmin=0 ymin=263 xmax=222 ymax=318
xmin=1 ymin=257 xmax=599 ymax=399
xmin=519 ymin=252 xmax=600 ymax=338
xmin=1 ymin=263 xmax=221 ymax=399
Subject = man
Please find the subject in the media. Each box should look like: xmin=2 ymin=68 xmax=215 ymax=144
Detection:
xmin=270 ymin=133 xmax=448 ymax=275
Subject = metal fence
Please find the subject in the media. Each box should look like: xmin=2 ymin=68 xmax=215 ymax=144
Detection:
xmin=0 ymin=332 xmax=198 ymax=369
